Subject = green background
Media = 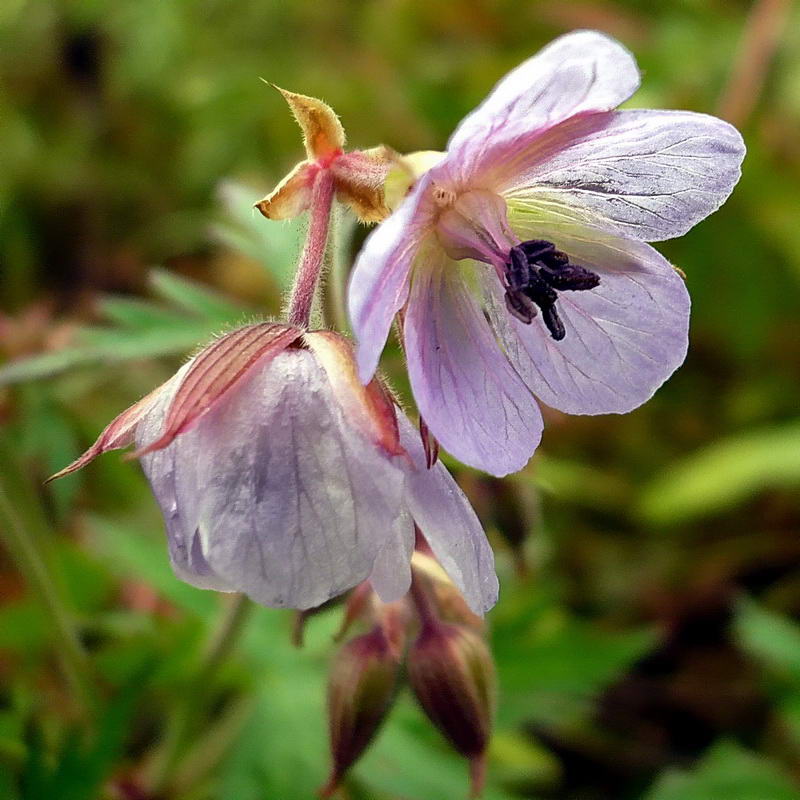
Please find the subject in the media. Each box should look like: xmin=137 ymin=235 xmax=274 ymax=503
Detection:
xmin=2 ymin=0 xmax=800 ymax=798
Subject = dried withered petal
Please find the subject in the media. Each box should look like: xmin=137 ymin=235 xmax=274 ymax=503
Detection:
xmin=255 ymin=161 xmax=316 ymax=220
xmin=331 ymin=147 xmax=392 ymax=223
xmin=272 ymin=85 xmax=345 ymax=160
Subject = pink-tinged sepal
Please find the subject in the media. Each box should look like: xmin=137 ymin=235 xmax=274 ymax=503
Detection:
xmin=418 ymin=416 xmax=439 ymax=469
xmin=46 ymin=381 xmax=172 ymax=482
xmin=133 ymin=322 xmax=302 ymax=458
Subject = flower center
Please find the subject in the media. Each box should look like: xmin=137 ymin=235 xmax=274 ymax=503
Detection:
xmin=434 ymin=190 xmax=601 ymax=341
xmin=503 ymin=240 xmax=600 ymax=341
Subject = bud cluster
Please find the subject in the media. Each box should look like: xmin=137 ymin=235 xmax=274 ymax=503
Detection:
xmin=321 ymin=545 xmax=496 ymax=798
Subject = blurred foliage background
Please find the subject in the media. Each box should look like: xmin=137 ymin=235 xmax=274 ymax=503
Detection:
xmin=2 ymin=0 xmax=800 ymax=798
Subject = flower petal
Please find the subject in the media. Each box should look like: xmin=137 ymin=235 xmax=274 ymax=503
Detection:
xmin=489 ymin=214 xmax=690 ymax=415
xmin=134 ymin=322 xmax=302 ymax=457
xmin=397 ymin=414 xmax=499 ymax=614
xmin=500 ymin=110 xmax=746 ymax=241
xmin=348 ymin=173 xmax=436 ymax=383
xmin=447 ymin=30 xmax=639 ymax=154
xmin=369 ymin=511 xmax=414 ymax=603
xmin=135 ymin=375 xmax=235 ymax=592
xmin=138 ymin=348 xmax=406 ymax=610
xmin=404 ymin=255 xmax=543 ymax=477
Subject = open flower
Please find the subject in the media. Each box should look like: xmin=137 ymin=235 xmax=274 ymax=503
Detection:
xmin=348 ymin=30 xmax=745 ymax=476
xmin=53 ymin=324 xmax=497 ymax=613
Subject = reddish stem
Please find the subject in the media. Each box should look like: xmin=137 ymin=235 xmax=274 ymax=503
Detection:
xmin=469 ymin=752 xmax=487 ymax=798
xmin=287 ymin=169 xmax=336 ymax=327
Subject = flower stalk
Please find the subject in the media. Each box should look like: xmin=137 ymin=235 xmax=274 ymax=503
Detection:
xmin=287 ymin=169 xmax=336 ymax=327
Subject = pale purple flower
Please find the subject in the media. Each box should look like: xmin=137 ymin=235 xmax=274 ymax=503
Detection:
xmin=54 ymin=324 xmax=497 ymax=613
xmin=349 ymin=30 xmax=745 ymax=477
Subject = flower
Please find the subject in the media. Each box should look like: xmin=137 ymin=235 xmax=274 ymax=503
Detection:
xmin=53 ymin=324 xmax=498 ymax=613
xmin=348 ymin=30 xmax=745 ymax=477
xmin=255 ymin=86 xmax=392 ymax=224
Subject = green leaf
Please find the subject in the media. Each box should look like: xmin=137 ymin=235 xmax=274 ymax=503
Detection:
xmin=491 ymin=584 xmax=656 ymax=728
xmin=212 ymin=179 xmax=303 ymax=290
xmin=734 ymin=597 xmax=800 ymax=680
xmin=0 ymin=269 xmax=251 ymax=386
xmin=637 ymin=422 xmax=800 ymax=525
xmin=148 ymin=268 xmax=247 ymax=322
xmin=84 ymin=513 xmax=216 ymax=618
xmin=96 ymin=296 xmax=193 ymax=331
xmin=646 ymin=740 xmax=800 ymax=800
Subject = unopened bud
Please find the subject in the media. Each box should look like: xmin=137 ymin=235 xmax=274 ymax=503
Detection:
xmin=411 ymin=550 xmax=483 ymax=631
xmin=408 ymin=620 xmax=496 ymax=797
xmin=320 ymin=625 xmax=400 ymax=796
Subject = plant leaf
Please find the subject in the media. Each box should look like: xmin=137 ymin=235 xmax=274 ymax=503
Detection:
xmin=637 ymin=422 xmax=800 ymax=525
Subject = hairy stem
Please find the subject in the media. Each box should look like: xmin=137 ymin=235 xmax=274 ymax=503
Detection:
xmin=287 ymin=169 xmax=336 ymax=327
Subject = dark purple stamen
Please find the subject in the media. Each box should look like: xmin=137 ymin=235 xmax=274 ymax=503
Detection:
xmin=502 ymin=239 xmax=600 ymax=341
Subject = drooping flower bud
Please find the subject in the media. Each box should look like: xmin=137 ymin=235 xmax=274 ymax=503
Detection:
xmin=407 ymin=618 xmax=496 ymax=797
xmin=52 ymin=323 xmax=499 ymax=616
xmin=321 ymin=624 xmax=400 ymax=797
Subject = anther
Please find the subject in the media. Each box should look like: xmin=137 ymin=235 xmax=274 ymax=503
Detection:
xmin=541 ymin=305 xmax=565 ymax=341
xmin=502 ymin=239 xmax=600 ymax=341
xmin=504 ymin=290 xmax=538 ymax=324
xmin=539 ymin=263 xmax=600 ymax=292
